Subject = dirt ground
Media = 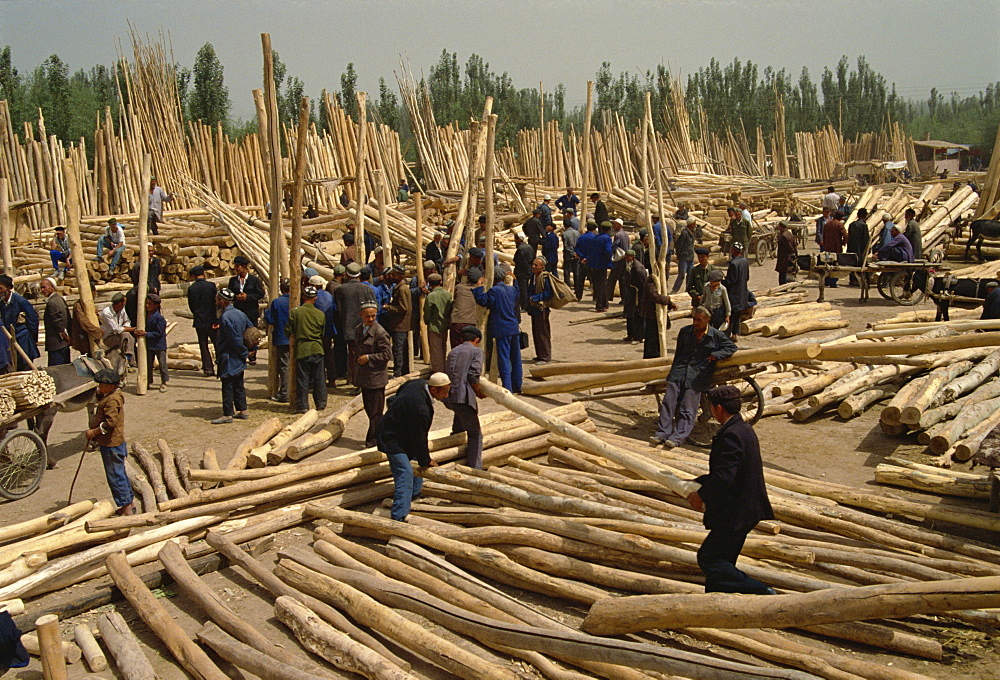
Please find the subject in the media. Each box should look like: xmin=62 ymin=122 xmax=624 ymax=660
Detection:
xmin=5 ymin=255 xmax=1000 ymax=679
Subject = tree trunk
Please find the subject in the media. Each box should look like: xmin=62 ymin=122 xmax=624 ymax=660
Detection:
xmin=195 ymin=622 xmax=338 ymax=680
xmin=226 ymin=416 xmax=282 ymax=471
xmin=131 ymin=442 xmax=168 ymax=505
xmin=96 ymin=610 xmax=157 ymax=680
xmin=73 ymin=623 xmax=107 ymax=672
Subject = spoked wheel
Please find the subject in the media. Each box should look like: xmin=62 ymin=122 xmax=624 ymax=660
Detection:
xmin=687 ymin=376 xmax=765 ymax=447
xmin=875 ymin=272 xmax=895 ymax=300
xmin=0 ymin=429 xmax=46 ymax=500
xmin=754 ymin=240 xmax=768 ymax=266
xmin=888 ymin=271 xmax=925 ymax=306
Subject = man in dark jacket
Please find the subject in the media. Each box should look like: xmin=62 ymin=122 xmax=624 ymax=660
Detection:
xmin=653 ymin=307 xmax=737 ymax=447
xmin=723 ymin=243 xmax=750 ymax=340
xmin=846 ymin=208 xmax=870 ymax=286
xmin=40 ymin=277 xmax=70 ymax=366
xmin=382 ymin=265 xmax=412 ymax=377
xmin=445 ymin=326 xmax=485 ymax=468
xmin=228 ymin=255 xmax=266 ymax=365
xmin=590 ymin=192 xmax=609 ymax=226
xmin=542 ymin=223 xmax=560 ymax=274
xmin=211 ymin=289 xmax=252 ymax=424
xmin=263 ymin=279 xmax=291 ymax=402
xmin=522 ymin=209 xmax=545 ymax=255
xmin=138 ymin=293 xmax=168 ymax=392
xmin=672 ymin=218 xmax=697 ymax=293
xmin=585 ymin=223 xmax=614 ymax=312
xmin=687 ymin=384 xmax=775 ymax=595
xmin=335 ymin=262 xmax=377 ymax=386
xmin=622 ymin=251 xmax=646 ymax=344
xmin=351 ymin=302 xmax=392 ymax=446
xmin=187 ymin=266 xmax=217 ymax=375
xmin=377 ymin=373 xmax=451 ymax=521
xmin=573 ymin=221 xmax=598 ymax=301
xmin=639 ymin=272 xmax=678 ymax=359
xmin=0 ymin=275 xmax=39 ymax=370
xmin=527 ymin=258 xmax=554 ymax=363
xmin=981 ymin=281 xmax=1000 ymax=320
xmin=513 ymin=231 xmax=535 ymax=310
xmin=774 ymin=221 xmax=798 ymax=286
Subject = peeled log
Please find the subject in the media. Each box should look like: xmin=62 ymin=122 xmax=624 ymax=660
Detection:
xmin=479 ymin=379 xmax=697 ymax=497
xmin=816 ymin=332 xmax=1000 ymax=362
xmin=919 ymin=377 xmax=1000 ymax=430
xmin=96 ymin=610 xmax=157 ymax=680
xmin=284 ymin=430 xmax=334 ymax=461
xmin=930 ymin=395 xmax=1000 ymax=454
xmin=899 ymin=361 xmax=974 ymax=426
xmin=582 ymin=575 xmax=1000 ymax=634
xmin=938 ymin=348 xmax=1000 ymax=404
xmin=791 ymin=363 xmax=855 ymax=399
xmin=954 ymin=410 xmax=1000 ymax=461
xmin=248 ymin=409 xmax=317 ymax=467
xmin=227 ymin=417 xmax=282 ymax=471
xmin=874 ymin=464 xmax=991 ymax=500
xmin=837 ymin=385 xmax=899 ymax=419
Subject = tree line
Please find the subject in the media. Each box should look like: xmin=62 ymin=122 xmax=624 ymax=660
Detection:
xmin=1 ymin=43 xmax=997 ymax=164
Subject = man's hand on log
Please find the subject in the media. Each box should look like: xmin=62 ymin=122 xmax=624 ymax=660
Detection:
xmin=687 ymin=490 xmax=704 ymax=512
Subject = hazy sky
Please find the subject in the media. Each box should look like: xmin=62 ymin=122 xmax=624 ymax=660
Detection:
xmin=2 ymin=0 xmax=998 ymax=120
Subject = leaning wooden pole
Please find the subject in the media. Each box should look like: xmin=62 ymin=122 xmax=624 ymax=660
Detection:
xmin=287 ymin=96 xmax=310 ymax=410
xmin=478 ymin=379 xmax=697 ymax=497
xmin=353 ymin=92 xmax=369 ymax=265
xmin=63 ymin=160 xmax=99 ymax=355
xmin=414 ymin=191 xmax=431 ymax=363
xmin=0 ymin=178 xmax=12 ymax=276
xmin=483 ymin=114 xmax=497 ymax=290
xmin=578 ymin=82 xmax=593 ymax=228
xmin=135 ymin=155 xmax=151 ymax=396
xmin=652 ymin=99 xmax=670 ymax=356
xmin=261 ymin=33 xmax=285 ymax=292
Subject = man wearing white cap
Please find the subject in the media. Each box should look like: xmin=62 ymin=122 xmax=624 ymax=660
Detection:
xmin=40 ymin=277 xmax=71 ymax=366
xmin=376 ymin=372 xmax=451 ymax=521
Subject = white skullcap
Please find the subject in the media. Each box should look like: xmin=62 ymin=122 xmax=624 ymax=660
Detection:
xmin=428 ymin=372 xmax=451 ymax=387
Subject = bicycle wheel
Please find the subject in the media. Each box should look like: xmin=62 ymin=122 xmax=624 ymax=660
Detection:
xmin=888 ymin=271 xmax=925 ymax=306
xmin=754 ymin=240 xmax=768 ymax=266
xmin=0 ymin=429 xmax=46 ymax=500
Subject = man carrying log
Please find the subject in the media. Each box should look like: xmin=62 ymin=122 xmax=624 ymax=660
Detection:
xmin=652 ymin=307 xmax=736 ymax=448
xmin=287 ymin=285 xmax=328 ymax=414
xmin=352 ymin=302 xmax=392 ymax=447
xmin=445 ymin=326 xmax=486 ymax=468
xmin=228 ymin=256 xmax=266 ymax=366
xmin=377 ymin=372 xmax=451 ymax=521
xmin=211 ymin=288 xmax=252 ymax=424
xmin=686 ymin=384 xmax=775 ymax=595
xmin=186 ymin=265 xmax=217 ymax=376
xmin=85 ymin=368 xmax=134 ymax=516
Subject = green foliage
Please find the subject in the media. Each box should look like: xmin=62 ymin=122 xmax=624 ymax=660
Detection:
xmin=339 ymin=63 xmax=357 ymax=122
xmin=376 ymin=77 xmax=399 ymax=129
xmin=189 ymin=42 xmax=229 ymax=126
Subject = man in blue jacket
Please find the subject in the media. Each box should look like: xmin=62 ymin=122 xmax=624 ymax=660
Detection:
xmin=212 ymin=288 xmax=253 ymax=424
xmin=574 ymin=220 xmax=598 ymax=301
xmin=263 ymin=279 xmax=291 ymax=402
xmin=473 ymin=271 xmax=523 ymax=393
xmin=0 ymin=275 xmax=39 ymax=370
xmin=527 ymin=258 xmax=554 ymax=364
xmin=653 ymin=307 xmax=737 ymax=447
xmin=138 ymin=293 xmax=168 ymax=392
xmin=584 ymin=222 xmax=614 ymax=312
xmin=687 ymin=384 xmax=775 ymax=595
xmin=377 ymin=372 xmax=451 ymax=521
xmin=541 ymin=223 xmax=560 ymax=274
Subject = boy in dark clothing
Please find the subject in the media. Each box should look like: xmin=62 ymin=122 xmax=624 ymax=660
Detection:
xmin=137 ymin=293 xmax=168 ymax=392
xmin=86 ymin=368 xmax=134 ymax=515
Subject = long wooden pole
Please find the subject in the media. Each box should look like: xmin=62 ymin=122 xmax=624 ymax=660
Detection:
xmin=414 ymin=191 xmax=431 ymax=363
xmin=63 ymin=160 xmax=99 ymax=354
xmin=288 ymin=97 xmax=310 ymax=409
xmin=376 ymin=170 xmax=393 ymax=266
xmin=135 ymin=155 xmax=151 ymax=395
xmin=652 ymin=103 xmax=670 ymax=356
xmin=353 ymin=92 xmax=368 ymax=265
xmin=538 ymin=82 xmax=544 ymax=183
xmin=261 ymin=34 xmax=285 ymax=293
xmin=578 ymin=82 xmax=593 ymax=227
xmin=0 ymin=178 xmax=12 ymax=276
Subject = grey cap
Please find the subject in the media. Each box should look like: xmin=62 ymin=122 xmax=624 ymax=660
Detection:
xmin=333 ymin=264 xmax=346 ymax=275
xmin=303 ymin=285 xmax=317 ymax=298
xmin=709 ymin=270 xmax=724 ymax=282
xmin=345 ymin=262 xmax=362 ymax=276
xmin=217 ymin=288 xmax=235 ymax=301
xmin=986 ymin=281 xmax=999 ymax=289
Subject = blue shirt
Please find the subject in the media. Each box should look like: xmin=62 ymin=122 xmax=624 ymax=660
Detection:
xmin=473 ymin=283 xmax=521 ymax=338
xmin=0 ymin=291 xmax=39 ymax=361
xmin=542 ymin=231 xmax=559 ymax=265
xmin=575 ymin=230 xmax=597 ymax=262
xmin=144 ymin=310 xmax=167 ymax=352
xmin=589 ymin=233 xmax=614 ymax=270
xmin=538 ymin=202 xmax=553 ymax=228
xmin=314 ymin=288 xmax=337 ymax=337
xmin=555 ymin=193 xmax=580 ymax=214
xmin=216 ymin=304 xmax=253 ymax=378
xmin=263 ymin=294 xmax=290 ymax=346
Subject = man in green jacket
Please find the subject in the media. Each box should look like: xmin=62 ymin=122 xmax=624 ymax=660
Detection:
xmin=687 ymin=247 xmax=717 ymax=308
xmin=286 ymin=285 xmax=327 ymax=413
xmin=423 ymin=273 xmax=453 ymax=372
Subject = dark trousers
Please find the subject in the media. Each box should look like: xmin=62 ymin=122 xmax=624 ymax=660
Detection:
xmin=221 ymin=373 xmax=247 ymax=416
xmin=295 ymin=353 xmax=327 ymax=411
xmin=778 ymin=270 xmax=790 ymax=286
xmin=625 ymin=314 xmax=644 ymax=341
xmin=196 ymin=327 xmax=216 ymax=375
xmin=47 ymin=346 xmax=71 ymax=367
xmin=643 ymin=317 xmax=662 ymax=358
xmin=562 ymin=254 xmax=578 ymax=290
xmin=530 ymin=309 xmax=551 ymax=362
xmin=494 ymin=334 xmax=523 ymax=393
xmin=273 ymin=345 xmax=289 ymax=400
xmin=148 ymin=213 xmax=160 ymax=236
xmin=575 ymin=265 xmax=590 ymax=301
xmin=390 ymin=330 xmax=409 ymax=377
xmin=450 ymin=403 xmax=483 ymax=469
xmin=544 ymin=260 xmax=558 ymax=275
xmin=449 ymin=323 xmax=470 ymax=352
xmin=590 ymin=267 xmax=609 ymax=310
xmin=323 ymin=336 xmax=336 ymax=385
xmin=145 ymin=349 xmax=169 ymax=386
xmin=697 ymin=529 xmax=772 ymax=594
xmin=516 ymin=275 xmax=531 ymax=310
xmin=362 ymin=387 xmax=385 ymax=446
xmin=607 ymin=260 xmax=626 ymax=301
xmin=333 ymin=335 xmax=348 ymax=381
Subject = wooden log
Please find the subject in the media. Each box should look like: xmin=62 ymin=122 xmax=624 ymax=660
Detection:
xmin=919 ymin=377 xmax=1000 ymax=430
xmin=816 ymin=332 xmax=1000 ymax=362
xmin=930 ymin=394 xmax=1000 ymax=454
xmin=582 ymin=575 xmax=1000 ymax=634
xmin=73 ymin=623 xmax=107 ymax=672
xmin=837 ymin=385 xmax=899 ymax=419
xmin=96 ymin=610 xmax=158 ymax=680
xmin=124 ymin=458 xmax=156 ymax=513
xmin=104 ymin=551 xmax=230 ymax=680
xmin=251 ymin=409 xmax=317 ymax=467
xmin=479 ymin=379 xmax=697 ymax=497
xmin=227 ymin=416 xmax=282 ymax=471
xmin=284 ymin=429 xmax=334 ymax=461
xmin=0 ymin=500 xmax=93 ymax=544
xmin=0 ymin=553 xmax=47 ymax=588
xmin=274 ymin=596 xmax=417 ymax=680
xmin=954 ymin=409 xmax=1000 ymax=461
xmin=29 ymin=618 xmax=72 ymax=680
xmin=131 ymin=442 xmax=168 ymax=505
xmin=23 ymin=631 xmax=81 ymax=665
xmin=899 ymin=361 xmax=974 ymax=426
xmin=790 ymin=363 xmax=855 ymax=399
xmin=875 ymin=464 xmax=991 ymax=500
xmin=203 ymin=530 xmax=408 ymax=670
xmin=939 ymin=348 xmax=1000 ymax=404
xmin=201 ymin=447 xmax=220 ymax=490
xmin=195 ymin=622 xmax=337 ymax=680
xmin=0 ymin=501 xmax=118 ymax=570
xmin=157 ymin=439 xmax=188 ymax=499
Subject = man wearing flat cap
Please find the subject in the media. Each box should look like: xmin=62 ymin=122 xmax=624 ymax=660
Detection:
xmin=445 ymin=325 xmax=485 ymax=468
xmin=187 ymin=265 xmax=217 ymax=376
xmin=687 ymin=247 xmax=715 ymax=308
xmin=982 ymin=281 xmax=1000 ymax=320
xmin=775 ymin=221 xmax=798 ymax=286
xmin=653 ymin=306 xmax=736 ymax=448
xmin=335 ymin=262 xmax=377 ymax=388
xmin=211 ymin=288 xmax=252 ymax=424
xmin=382 ymin=265 xmax=412 ymax=377
xmin=352 ymin=301 xmax=392 ymax=447
xmin=138 ymin=292 xmax=168 ymax=392
xmin=377 ymin=372 xmax=450 ymax=521
xmin=687 ymin=384 xmax=775 ymax=595
xmin=287 ymin=285 xmax=327 ymax=413
xmin=228 ymin=255 xmax=266 ymax=365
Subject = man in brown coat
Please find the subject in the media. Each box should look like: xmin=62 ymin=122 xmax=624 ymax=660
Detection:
xmin=821 ymin=211 xmax=848 ymax=288
xmin=71 ymin=281 xmax=103 ymax=357
xmin=774 ymin=220 xmax=798 ymax=286
xmin=40 ymin=277 xmax=71 ymax=366
xmin=382 ymin=264 xmax=412 ymax=377
xmin=351 ymin=302 xmax=392 ymax=447
xmin=85 ymin=368 xmax=134 ymax=515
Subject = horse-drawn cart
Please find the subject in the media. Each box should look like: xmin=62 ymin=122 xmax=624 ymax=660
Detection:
xmin=802 ymin=253 xmax=946 ymax=306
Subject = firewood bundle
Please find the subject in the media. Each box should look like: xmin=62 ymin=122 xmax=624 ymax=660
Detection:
xmin=0 ymin=388 xmax=16 ymax=420
xmin=0 ymin=371 xmax=56 ymax=410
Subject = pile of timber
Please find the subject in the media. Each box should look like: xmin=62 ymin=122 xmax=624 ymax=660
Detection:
xmin=0 ymin=371 xmax=56 ymax=411
xmin=0 ymin=388 xmax=16 ymax=419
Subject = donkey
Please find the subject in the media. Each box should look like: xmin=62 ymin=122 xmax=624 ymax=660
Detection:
xmin=964 ymin=219 xmax=1000 ymax=261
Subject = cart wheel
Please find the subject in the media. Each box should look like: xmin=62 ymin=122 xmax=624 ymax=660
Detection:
xmin=888 ymin=271 xmax=925 ymax=306
xmin=0 ymin=430 xmax=46 ymax=500
xmin=687 ymin=376 xmax=765 ymax=446
xmin=754 ymin=240 xmax=768 ymax=266
xmin=875 ymin=272 xmax=895 ymax=300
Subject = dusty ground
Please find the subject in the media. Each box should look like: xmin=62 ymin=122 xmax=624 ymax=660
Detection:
xmin=4 ymin=254 xmax=1000 ymax=679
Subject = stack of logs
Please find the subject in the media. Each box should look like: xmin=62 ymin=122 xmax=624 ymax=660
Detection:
xmin=0 ymin=371 xmax=56 ymax=412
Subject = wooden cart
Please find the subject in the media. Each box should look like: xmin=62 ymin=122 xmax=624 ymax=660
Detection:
xmin=0 ymin=404 xmax=50 ymax=500
xmin=805 ymin=253 xmax=945 ymax=306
